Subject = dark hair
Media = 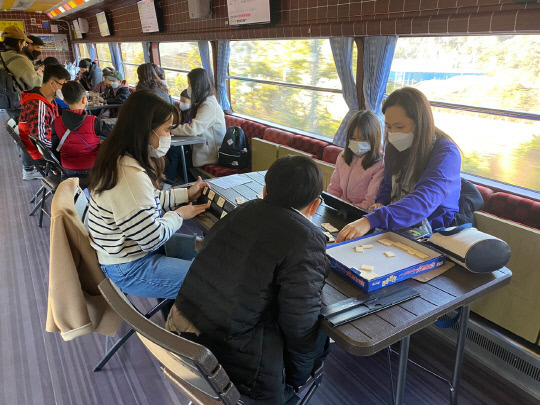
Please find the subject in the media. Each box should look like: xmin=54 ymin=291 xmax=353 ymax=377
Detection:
xmin=43 ymin=64 xmax=71 ymax=83
xmin=136 ymin=63 xmax=168 ymax=93
xmin=180 ymin=89 xmax=190 ymax=100
xmin=152 ymin=64 xmax=166 ymax=81
xmin=382 ymin=87 xmax=459 ymax=183
xmin=61 ymin=81 xmax=86 ymax=105
xmin=43 ymin=56 xmax=60 ymax=66
xmin=79 ymin=58 xmax=92 ymax=69
xmin=102 ymin=66 xmax=114 ymax=76
xmin=264 ymin=156 xmax=323 ymax=210
xmin=89 ymin=90 xmax=180 ymax=194
xmin=187 ymin=68 xmax=214 ymax=116
xmin=343 ymin=110 xmax=382 ymax=169
xmin=27 ymin=35 xmax=44 ymax=46
xmin=3 ymin=37 xmax=23 ymax=49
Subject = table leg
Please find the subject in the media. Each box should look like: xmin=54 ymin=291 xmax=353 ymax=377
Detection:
xmin=395 ymin=335 xmax=410 ymax=405
xmin=450 ymin=305 xmax=470 ymax=405
xmin=180 ymin=145 xmax=188 ymax=185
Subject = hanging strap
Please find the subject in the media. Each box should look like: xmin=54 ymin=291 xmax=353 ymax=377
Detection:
xmin=56 ymin=129 xmax=71 ymax=151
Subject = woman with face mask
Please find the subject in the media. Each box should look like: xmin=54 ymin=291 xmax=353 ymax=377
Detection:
xmin=97 ymin=69 xmax=130 ymax=118
xmin=171 ymin=68 xmax=226 ymax=168
xmin=327 ymin=110 xmax=385 ymax=209
xmin=336 ymin=87 xmax=461 ymax=242
xmin=88 ymin=90 xmax=210 ymax=299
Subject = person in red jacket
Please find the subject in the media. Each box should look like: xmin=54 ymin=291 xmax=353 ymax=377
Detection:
xmin=18 ymin=64 xmax=70 ymax=180
xmin=51 ymin=81 xmax=114 ymax=179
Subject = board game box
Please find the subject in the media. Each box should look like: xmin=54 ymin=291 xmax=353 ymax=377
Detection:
xmin=326 ymin=231 xmax=445 ymax=292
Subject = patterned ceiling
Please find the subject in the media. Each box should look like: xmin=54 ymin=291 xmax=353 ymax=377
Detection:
xmin=1 ymin=0 xmax=60 ymax=13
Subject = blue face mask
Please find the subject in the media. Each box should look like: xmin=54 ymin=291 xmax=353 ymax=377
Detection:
xmin=110 ymin=81 xmax=120 ymax=89
xmin=348 ymin=140 xmax=371 ymax=155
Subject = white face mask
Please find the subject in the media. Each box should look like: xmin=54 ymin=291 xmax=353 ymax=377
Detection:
xmin=179 ymin=102 xmax=190 ymax=111
xmin=187 ymin=86 xmax=192 ymax=98
xmin=51 ymin=82 xmax=64 ymax=100
xmin=148 ymin=130 xmax=171 ymax=158
xmin=110 ymin=81 xmax=120 ymax=89
xmin=348 ymin=140 xmax=371 ymax=155
xmin=388 ymin=131 xmax=414 ymax=152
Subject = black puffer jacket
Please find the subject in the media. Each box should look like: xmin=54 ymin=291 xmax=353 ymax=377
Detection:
xmin=169 ymin=199 xmax=330 ymax=404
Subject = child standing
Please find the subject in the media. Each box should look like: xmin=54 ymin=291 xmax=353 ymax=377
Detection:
xmin=327 ymin=110 xmax=385 ymax=209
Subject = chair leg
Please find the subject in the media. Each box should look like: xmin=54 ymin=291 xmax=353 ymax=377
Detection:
xmin=299 ymin=374 xmax=323 ymax=405
xmin=30 ymin=186 xmax=44 ymax=204
xmin=93 ymin=298 xmax=174 ymax=372
xmin=29 ymin=187 xmax=46 ymax=217
xmin=38 ymin=190 xmax=52 ymax=228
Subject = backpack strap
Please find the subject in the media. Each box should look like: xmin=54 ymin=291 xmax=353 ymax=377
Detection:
xmin=56 ymin=129 xmax=71 ymax=152
xmin=0 ymin=52 xmax=27 ymax=92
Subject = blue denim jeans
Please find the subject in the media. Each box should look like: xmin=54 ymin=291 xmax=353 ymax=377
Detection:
xmin=100 ymin=233 xmax=197 ymax=299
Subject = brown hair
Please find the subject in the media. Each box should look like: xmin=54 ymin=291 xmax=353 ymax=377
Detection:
xmin=89 ymin=90 xmax=179 ymax=194
xmin=343 ymin=110 xmax=382 ymax=170
xmin=136 ymin=63 xmax=169 ymax=94
xmin=382 ymin=87 xmax=459 ymax=183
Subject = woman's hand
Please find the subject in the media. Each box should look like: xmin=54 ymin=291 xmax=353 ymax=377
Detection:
xmin=369 ymin=203 xmax=384 ymax=211
xmin=175 ymin=202 xmax=210 ymax=220
xmin=98 ymin=96 xmax=104 ymax=103
xmin=187 ymin=176 xmax=210 ymax=200
xmin=336 ymin=217 xmax=372 ymax=243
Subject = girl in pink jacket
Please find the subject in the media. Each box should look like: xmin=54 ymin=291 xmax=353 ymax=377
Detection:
xmin=327 ymin=110 xmax=385 ymax=209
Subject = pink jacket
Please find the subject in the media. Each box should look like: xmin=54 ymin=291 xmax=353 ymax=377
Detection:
xmin=327 ymin=151 xmax=385 ymax=209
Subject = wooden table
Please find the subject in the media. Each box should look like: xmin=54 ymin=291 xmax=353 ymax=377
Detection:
xmin=86 ymin=103 xmax=123 ymax=111
xmin=192 ymin=172 xmax=512 ymax=405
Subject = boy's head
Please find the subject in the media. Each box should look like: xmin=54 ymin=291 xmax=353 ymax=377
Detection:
xmin=264 ymin=156 xmax=323 ymax=211
xmin=41 ymin=64 xmax=71 ymax=101
xmin=61 ymin=81 xmax=87 ymax=107
xmin=103 ymin=70 xmax=123 ymax=88
xmin=179 ymin=88 xmax=191 ymax=111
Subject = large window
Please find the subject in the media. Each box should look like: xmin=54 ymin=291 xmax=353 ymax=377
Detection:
xmin=229 ymin=39 xmax=357 ymax=138
xmin=95 ymin=43 xmax=113 ymax=70
xmin=120 ymin=42 xmax=145 ymax=86
xmin=387 ymin=35 xmax=540 ymax=191
xmin=159 ymin=42 xmax=203 ymax=97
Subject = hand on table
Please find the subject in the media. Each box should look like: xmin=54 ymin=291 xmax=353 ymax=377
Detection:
xmin=175 ymin=202 xmax=210 ymax=220
xmin=97 ymin=96 xmax=104 ymax=103
xmin=187 ymin=176 xmax=210 ymax=200
xmin=336 ymin=217 xmax=372 ymax=243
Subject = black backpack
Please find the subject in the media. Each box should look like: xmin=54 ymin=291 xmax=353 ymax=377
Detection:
xmin=218 ymin=126 xmax=250 ymax=169
xmin=0 ymin=52 xmax=23 ymax=110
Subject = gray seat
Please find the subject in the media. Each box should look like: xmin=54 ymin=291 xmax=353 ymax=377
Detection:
xmin=98 ymin=278 xmax=242 ymax=405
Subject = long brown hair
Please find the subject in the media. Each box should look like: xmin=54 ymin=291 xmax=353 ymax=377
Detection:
xmin=89 ymin=90 xmax=179 ymax=194
xmin=135 ymin=63 xmax=169 ymax=93
xmin=187 ymin=68 xmax=214 ymax=116
xmin=343 ymin=110 xmax=382 ymax=169
xmin=382 ymin=87 xmax=458 ymax=183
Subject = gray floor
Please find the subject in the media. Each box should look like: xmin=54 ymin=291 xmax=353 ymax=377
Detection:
xmin=0 ymin=112 xmax=536 ymax=405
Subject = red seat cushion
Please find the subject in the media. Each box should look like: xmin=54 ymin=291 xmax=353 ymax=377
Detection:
xmin=484 ymin=192 xmax=540 ymax=230
xmin=224 ymin=115 xmax=246 ymax=128
xmin=263 ymin=128 xmax=295 ymax=146
xmin=322 ymin=145 xmax=343 ymax=164
xmin=473 ymin=184 xmax=494 ymax=204
xmin=241 ymin=120 xmax=267 ymax=146
xmin=290 ymin=135 xmax=330 ymax=160
xmin=202 ymin=164 xmax=250 ymax=178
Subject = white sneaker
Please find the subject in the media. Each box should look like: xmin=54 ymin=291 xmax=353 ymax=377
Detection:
xmin=22 ymin=169 xmax=43 ymax=180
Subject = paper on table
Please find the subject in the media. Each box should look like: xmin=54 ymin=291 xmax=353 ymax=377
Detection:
xmin=208 ymin=175 xmax=250 ymax=190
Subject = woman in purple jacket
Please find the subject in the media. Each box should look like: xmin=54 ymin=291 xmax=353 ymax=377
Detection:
xmin=337 ymin=87 xmax=461 ymax=242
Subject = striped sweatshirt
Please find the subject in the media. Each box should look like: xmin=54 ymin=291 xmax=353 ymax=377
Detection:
xmin=88 ymin=155 xmax=189 ymax=265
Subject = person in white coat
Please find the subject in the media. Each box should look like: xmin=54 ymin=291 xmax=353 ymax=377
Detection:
xmin=171 ymin=68 xmax=226 ymax=167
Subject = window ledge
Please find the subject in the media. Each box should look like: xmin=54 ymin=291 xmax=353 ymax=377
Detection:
xmin=461 ymin=173 xmax=540 ymax=202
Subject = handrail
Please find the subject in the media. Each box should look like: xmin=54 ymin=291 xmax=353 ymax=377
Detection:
xmin=227 ymin=75 xmax=343 ymax=94
xmin=161 ymin=67 xmax=191 ymax=74
xmin=428 ymin=100 xmax=540 ymax=121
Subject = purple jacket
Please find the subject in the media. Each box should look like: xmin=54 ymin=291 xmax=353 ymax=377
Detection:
xmin=327 ymin=152 xmax=385 ymax=209
xmin=366 ymin=137 xmax=461 ymax=230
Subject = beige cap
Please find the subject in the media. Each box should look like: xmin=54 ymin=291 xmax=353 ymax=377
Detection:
xmin=2 ymin=25 xmax=32 ymax=43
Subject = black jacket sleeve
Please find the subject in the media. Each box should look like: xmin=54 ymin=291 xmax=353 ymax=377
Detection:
xmin=50 ymin=119 xmax=61 ymax=161
xmin=455 ymin=178 xmax=485 ymax=226
xmin=276 ymin=232 xmax=330 ymax=387
xmin=106 ymin=87 xmax=130 ymax=105
xmin=94 ymin=117 xmax=114 ymax=140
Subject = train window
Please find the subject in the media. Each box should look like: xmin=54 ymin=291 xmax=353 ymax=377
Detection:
xmin=95 ymin=43 xmax=113 ymax=70
xmin=77 ymin=44 xmax=90 ymax=60
xmin=120 ymin=43 xmax=145 ymax=86
xmin=388 ymin=35 xmax=540 ymax=191
xmin=159 ymin=42 xmax=203 ymax=97
xmin=229 ymin=39 xmax=357 ymax=138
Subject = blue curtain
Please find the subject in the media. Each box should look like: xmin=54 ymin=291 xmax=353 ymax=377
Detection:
xmin=363 ymin=36 xmax=398 ymax=129
xmin=109 ymin=43 xmax=124 ymax=78
xmin=330 ymin=37 xmax=358 ymax=147
xmin=198 ymin=40 xmax=214 ymax=84
xmin=142 ymin=42 xmax=151 ymax=63
xmin=86 ymin=43 xmax=96 ymax=61
xmin=216 ymin=40 xmax=231 ymax=110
